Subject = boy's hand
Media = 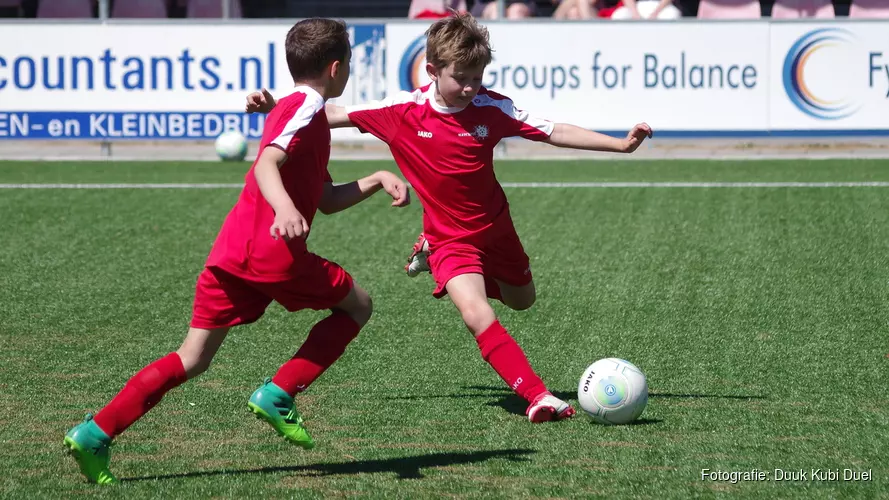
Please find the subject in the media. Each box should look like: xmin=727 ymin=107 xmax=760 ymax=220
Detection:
xmin=270 ymin=207 xmax=310 ymax=241
xmin=624 ymin=123 xmax=653 ymax=153
xmin=376 ymin=171 xmax=411 ymax=207
xmin=246 ymin=88 xmax=276 ymax=114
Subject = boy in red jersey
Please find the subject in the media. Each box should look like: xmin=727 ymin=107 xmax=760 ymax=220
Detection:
xmin=247 ymin=13 xmax=651 ymax=423
xmin=63 ymin=19 xmax=410 ymax=485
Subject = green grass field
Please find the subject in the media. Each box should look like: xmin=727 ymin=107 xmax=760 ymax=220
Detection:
xmin=1 ymin=159 xmax=888 ymax=498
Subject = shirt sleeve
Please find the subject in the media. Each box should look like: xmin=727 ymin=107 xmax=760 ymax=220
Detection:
xmin=268 ymin=97 xmax=321 ymax=154
xmin=501 ymin=100 xmax=555 ymax=142
xmin=346 ymin=91 xmax=414 ymax=144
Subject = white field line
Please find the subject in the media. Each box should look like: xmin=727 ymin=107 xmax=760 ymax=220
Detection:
xmin=2 ymin=182 xmax=889 ymax=189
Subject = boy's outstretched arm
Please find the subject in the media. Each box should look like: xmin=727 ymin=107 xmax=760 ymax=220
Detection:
xmin=544 ymin=122 xmax=653 ymax=153
xmin=319 ymin=171 xmax=410 ymax=215
xmin=246 ymin=89 xmax=277 ymax=114
xmin=245 ymin=89 xmax=354 ymax=128
xmin=324 ymin=103 xmax=354 ymax=129
xmin=254 ymin=146 xmax=310 ymax=241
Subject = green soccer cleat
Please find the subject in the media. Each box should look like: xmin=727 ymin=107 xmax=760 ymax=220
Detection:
xmin=248 ymin=378 xmax=315 ymax=449
xmin=63 ymin=414 xmax=118 ymax=485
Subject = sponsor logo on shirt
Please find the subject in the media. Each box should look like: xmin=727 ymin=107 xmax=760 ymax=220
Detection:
xmin=417 ymin=130 xmax=433 ymax=138
xmin=458 ymin=124 xmax=490 ymax=140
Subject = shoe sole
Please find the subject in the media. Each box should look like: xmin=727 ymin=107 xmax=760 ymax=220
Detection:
xmin=405 ymin=254 xmax=429 ymax=277
xmin=528 ymin=406 xmax=577 ymax=423
xmin=247 ymin=402 xmax=315 ymax=450
xmin=405 ymin=237 xmax=429 ymax=278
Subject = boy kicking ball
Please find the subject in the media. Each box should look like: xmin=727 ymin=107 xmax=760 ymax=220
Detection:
xmin=247 ymin=13 xmax=651 ymax=423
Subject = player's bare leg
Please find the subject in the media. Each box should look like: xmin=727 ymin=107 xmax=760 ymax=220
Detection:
xmin=249 ymin=285 xmax=371 ymax=448
xmin=176 ymin=327 xmax=232 ymax=378
xmin=446 ymin=274 xmax=574 ymax=422
xmin=332 ymin=284 xmax=374 ymax=326
xmin=447 ymin=273 xmax=497 ymax=334
xmin=495 ymin=280 xmax=575 ymax=420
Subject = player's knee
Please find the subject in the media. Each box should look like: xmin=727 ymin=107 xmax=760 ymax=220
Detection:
xmin=459 ymin=301 xmax=497 ymax=335
xmin=338 ymin=286 xmax=373 ymax=327
xmin=176 ymin=350 xmax=213 ymax=379
xmin=354 ymin=292 xmax=373 ymax=326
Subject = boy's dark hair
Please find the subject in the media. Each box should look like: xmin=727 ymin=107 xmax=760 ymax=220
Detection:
xmin=425 ymin=12 xmax=492 ymax=70
xmin=285 ymin=18 xmax=350 ymax=81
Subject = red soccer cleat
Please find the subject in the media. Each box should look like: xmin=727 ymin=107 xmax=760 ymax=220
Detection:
xmin=526 ymin=392 xmax=576 ymax=423
xmin=404 ymin=233 xmax=430 ymax=277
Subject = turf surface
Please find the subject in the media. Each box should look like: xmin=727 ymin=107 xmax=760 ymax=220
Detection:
xmin=1 ymin=159 xmax=887 ymax=498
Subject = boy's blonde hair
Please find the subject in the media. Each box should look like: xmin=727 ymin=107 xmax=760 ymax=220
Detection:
xmin=425 ymin=12 xmax=493 ymax=70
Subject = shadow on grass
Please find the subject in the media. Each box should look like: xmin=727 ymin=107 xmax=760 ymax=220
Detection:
xmin=648 ymin=393 xmax=766 ymax=400
xmin=381 ymin=386 xmax=573 ymax=416
xmin=384 ymin=386 xmax=765 ymax=419
xmin=123 ymin=448 xmax=536 ymax=482
xmin=383 ymin=386 xmax=574 ymax=403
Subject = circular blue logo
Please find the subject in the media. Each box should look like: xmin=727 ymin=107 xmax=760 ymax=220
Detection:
xmin=399 ymin=34 xmax=429 ymax=91
xmin=595 ymin=376 xmax=627 ymax=408
xmin=782 ymin=28 xmax=858 ymax=120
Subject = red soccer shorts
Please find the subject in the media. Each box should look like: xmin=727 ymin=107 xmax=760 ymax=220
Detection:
xmin=428 ymin=224 xmax=532 ymax=299
xmin=190 ymin=254 xmax=354 ymax=329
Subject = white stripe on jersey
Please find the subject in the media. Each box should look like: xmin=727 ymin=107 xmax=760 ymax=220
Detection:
xmin=271 ymin=86 xmax=325 ymax=150
xmin=472 ymin=93 xmax=555 ymax=136
xmin=345 ymin=86 xmax=554 ymax=136
xmin=346 ymin=88 xmax=426 ymax=114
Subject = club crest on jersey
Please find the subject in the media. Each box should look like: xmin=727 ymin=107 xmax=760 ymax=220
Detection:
xmin=472 ymin=125 xmax=489 ymax=140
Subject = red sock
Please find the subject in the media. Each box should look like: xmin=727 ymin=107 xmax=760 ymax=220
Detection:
xmin=475 ymin=320 xmax=547 ymax=403
xmin=272 ymin=312 xmax=361 ymax=396
xmin=94 ymin=352 xmax=187 ymax=438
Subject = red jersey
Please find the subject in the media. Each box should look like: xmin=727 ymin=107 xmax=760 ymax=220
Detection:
xmin=205 ymin=86 xmax=332 ymax=282
xmin=346 ymin=85 xmax=553 ymax=248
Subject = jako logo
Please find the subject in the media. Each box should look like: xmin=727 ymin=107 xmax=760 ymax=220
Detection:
xmin=783 ymin=28 xmax=858 ymax=120
xmin=399 ymin=34 xmax=431 ymax=91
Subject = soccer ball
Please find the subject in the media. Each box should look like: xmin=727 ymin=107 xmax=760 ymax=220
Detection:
xmin=577 ymin=358 xmax=648 ymax=425
xmin=215 ymin=130 xmax=248 ymax=161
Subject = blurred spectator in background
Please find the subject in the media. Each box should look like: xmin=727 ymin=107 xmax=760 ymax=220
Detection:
xmin=111 ymin=0 xmax=168 ymax=18
xmin=409 ymin=0 xmax=468 ymax=18
xmin=771 ymin=0 xmax=834 ymax=17
xmin=183 ymin=0 xmax=242 ymax=18
xmin=471 ymin=0 xmax=535 ymax=18
xmin=3 ymin=0 xmax=878 ymax=19
xmin=36 ymin=0 xmax=95 ymax=17
xmin=552 ymin=0 xmax=596 ymax=18
xmin=849 ymin=0 xmax=889 ymax=17
xmin=611 ymin=0 xmax=682 ymax=18
xmin=696 ymin=0 xmax=761 ymax=17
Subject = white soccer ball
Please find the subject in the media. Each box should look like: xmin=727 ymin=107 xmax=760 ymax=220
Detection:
xmin=215 ymin=130 xmax=248 ymax=161
xmin=577 ymin=358 xmax=648 ymax=425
